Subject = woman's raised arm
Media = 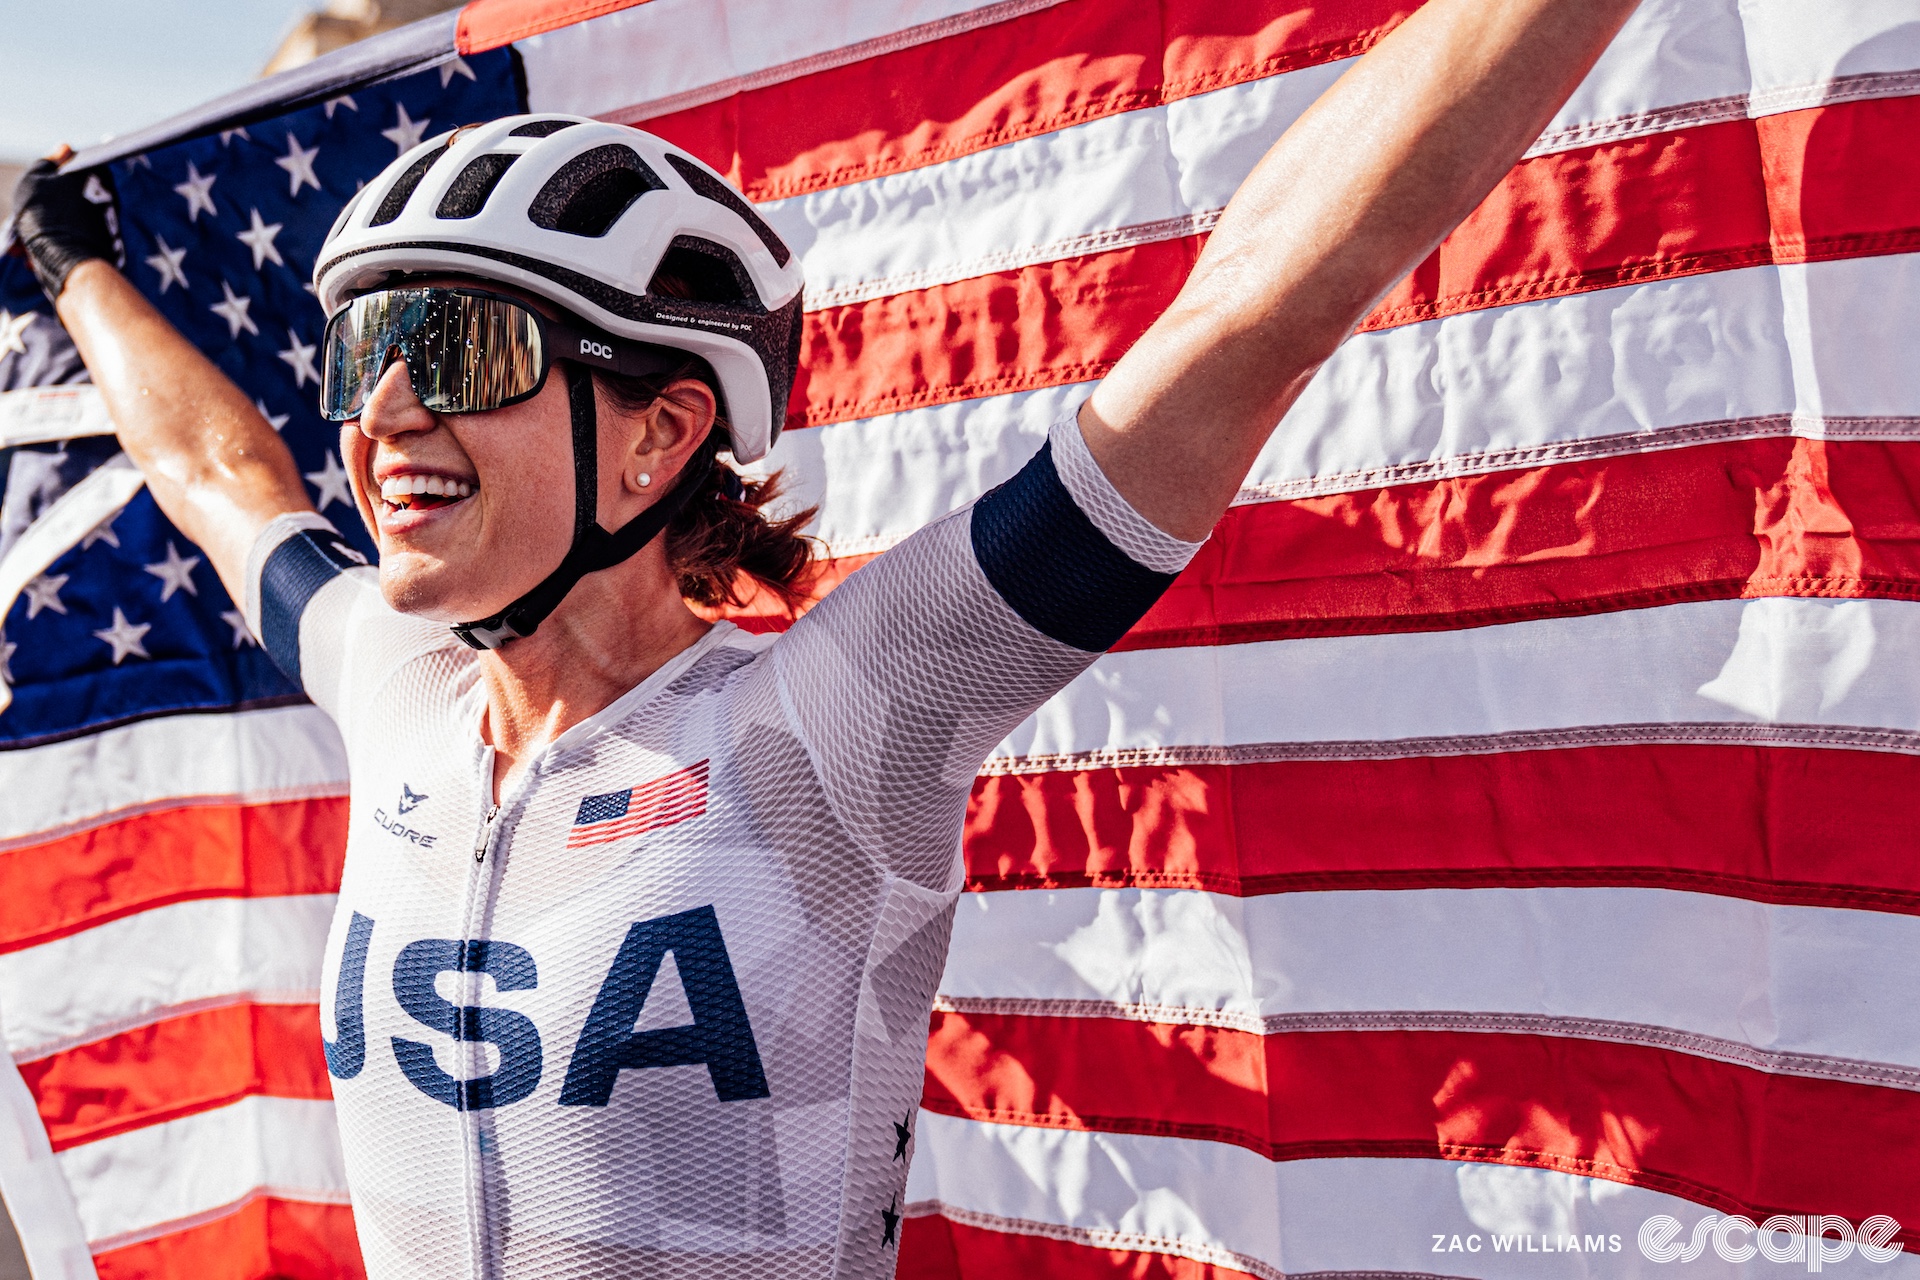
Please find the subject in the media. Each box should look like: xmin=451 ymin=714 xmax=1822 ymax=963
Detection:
xmin=1081 ymin=0 xmax=1643 ymax=540
xmin=15 ymin=159 xmax=314 ymax=608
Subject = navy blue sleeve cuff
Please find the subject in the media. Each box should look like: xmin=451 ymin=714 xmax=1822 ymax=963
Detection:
xmin=258 ymin=528 xmax=367 ymax=684
xmin=969 ymin=441 xmax=1179 ymax=653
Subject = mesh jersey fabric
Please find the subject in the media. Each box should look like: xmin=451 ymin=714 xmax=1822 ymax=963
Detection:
xmin=241 ymin=410 xmax=1199 ymax=1280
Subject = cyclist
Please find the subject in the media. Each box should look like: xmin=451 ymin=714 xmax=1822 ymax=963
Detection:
xmin=15 ymin=0 xmax=1640 ymax=1273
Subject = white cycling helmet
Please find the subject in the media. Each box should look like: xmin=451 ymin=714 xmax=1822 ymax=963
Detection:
xmin=313 ymin=113 xmax=803 ymax=464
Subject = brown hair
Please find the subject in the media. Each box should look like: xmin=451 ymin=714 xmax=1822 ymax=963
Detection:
xmin=594 ymin=362 xmax=819 ymax=611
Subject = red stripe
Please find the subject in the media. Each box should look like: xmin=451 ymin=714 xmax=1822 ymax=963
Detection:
xmin=642 ymin=0 xmax=1415 ymax=201
xmin=0 ymin=798 xmax=346 ymax=954
xmin=724 ymin=436 xmax=1920 ymax=646
xmin=964 ymin=743 xmax=1920 ymax=913
xmin=900 ymin=1213 xmax=1259 ymax=1280
xmin=789 ymin=96 xmax=1920 ymax=430
xmin=456 ymin=0 xmax=651 ymax=53
xmin=91 ymin=1196 xmax=363 ymax=1280
xmin=923 ymin=1010 xmax=1920 ymax=1241
xmin=20 ymin=1003 xmax=331 ymax=1152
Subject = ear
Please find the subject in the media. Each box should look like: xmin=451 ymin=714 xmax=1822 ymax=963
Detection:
xmin=614 ymin=377 xmax=717 ymax=498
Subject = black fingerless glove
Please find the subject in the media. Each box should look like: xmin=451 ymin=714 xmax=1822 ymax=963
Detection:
xmin=11 ymin=159 xmax=125 ymax=300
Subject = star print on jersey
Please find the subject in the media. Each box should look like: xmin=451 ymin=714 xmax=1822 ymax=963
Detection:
xmin=568 ymin=760 xmax=710 ymax=849
xmin=881 ymin=1196 xmax=900 ymax=1247
xmin=893 ymin=1113 xmax=912 ymax=1160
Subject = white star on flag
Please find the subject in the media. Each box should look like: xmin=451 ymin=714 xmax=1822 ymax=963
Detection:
xmin=278 ymin=330 xmax=320 ymax=388
xmin=221 ymin=610 xmax=258 ymax=649
xmin=276 ymin=133 xmax=322 ymax=197
xmin=439 ymin=56 xmax=476 ymax=87
xmin=143 ymin=541 xmax=201 ymax=602
xmin=93 ymin=608 xmax=152 ymax=665
xmin=236 ymin=208 xmax=286 ymax=270
xmin=324 ymin=94 xmax=358 ymax=119
xmin=305 ymin=451 xmax=355 ymax=511
xmin=0 ymin=634 xmax=14 ymax=682
xmin=145 ymin=237 xmax=189 ymax=293
xmin=81 ymin=517 xmax=120 ymax=550
xmin=212 ymin=281 xmax=259 ymax=338
xmin=173 ymin=162 xmax=217 ymax=222
xmin=255 ymin=400 xmax=291 ymax=432
xmin=23 ymin=573 xmax=67 ymax=619
xmin=382 ymin=103 xmax=430 ymax=154
xmin=219 ymin=127 xmax=251 ymax=146
xmin=0 ymin=310 xmax=33 ymax=356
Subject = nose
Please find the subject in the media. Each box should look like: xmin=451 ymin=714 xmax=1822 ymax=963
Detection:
xmin=358 ymin=353 xmax=436 ymax=440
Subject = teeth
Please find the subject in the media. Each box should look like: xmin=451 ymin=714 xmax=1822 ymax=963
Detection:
xmin=379 ymin=476 xmax=475 ymax=504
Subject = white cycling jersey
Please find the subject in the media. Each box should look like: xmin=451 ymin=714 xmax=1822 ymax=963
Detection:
xmin=243 ymin=414 xmax=1199 ymax=1280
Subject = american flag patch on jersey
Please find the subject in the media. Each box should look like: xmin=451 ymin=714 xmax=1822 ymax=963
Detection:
xmin=567 ymin=760 xmax=710 ymax=849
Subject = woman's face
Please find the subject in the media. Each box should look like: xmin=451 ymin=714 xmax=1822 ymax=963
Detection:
xmin=341 ymin=354 xmax=578 ymax=623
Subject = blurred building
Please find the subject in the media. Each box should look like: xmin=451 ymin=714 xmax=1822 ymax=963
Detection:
xmin=262 ymin=0 xmax=466 ymax=76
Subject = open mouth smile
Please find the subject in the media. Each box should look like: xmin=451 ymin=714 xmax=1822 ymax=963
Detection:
xmin=378 ymin=474 xmax=477 ymax=515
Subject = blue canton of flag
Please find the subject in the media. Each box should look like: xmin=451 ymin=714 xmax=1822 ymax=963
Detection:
xmin=0 ymin=52 xmax=520 ymax=750
xmin=576 ymin=789 xmax=635 ymax=825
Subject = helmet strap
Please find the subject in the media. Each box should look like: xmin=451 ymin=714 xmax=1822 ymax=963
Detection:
xmin=451 ymin=362 xmax=710 ymax=650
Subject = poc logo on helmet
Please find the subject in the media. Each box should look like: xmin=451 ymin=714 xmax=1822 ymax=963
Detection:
xmin=579 ymin=338 xmax=615 ymax=361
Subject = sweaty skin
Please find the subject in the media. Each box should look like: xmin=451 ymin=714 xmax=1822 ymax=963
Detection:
xmin=53 ymin=0 xmax=1642 ymax=790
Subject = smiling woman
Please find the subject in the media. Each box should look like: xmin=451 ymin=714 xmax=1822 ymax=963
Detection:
xmin=9 ymin=0 xmax=1644 ymax=1270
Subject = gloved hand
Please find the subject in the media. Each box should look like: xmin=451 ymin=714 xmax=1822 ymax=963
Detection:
xmin=12 ymin=152 xmax=125 ymax=300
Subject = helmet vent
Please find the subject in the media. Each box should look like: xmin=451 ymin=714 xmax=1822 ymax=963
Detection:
xmin=509 ymin=119 xmax=578 ymax=138
xmin=369 ymin=143 xmax=450 ymax=226
xmin=651 ymin=237 xmax=751 ymax=305
xmin=528 ymin=144 xmax=665 ymax=237
xmin=436 ymin=153 xmax=519 ymax=219
xmin=664 ymin=154 xmax=791 ymax=268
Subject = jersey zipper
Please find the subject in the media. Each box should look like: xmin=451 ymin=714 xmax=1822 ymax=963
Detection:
xmin=472 ymin=803 xmax=499 ymax=863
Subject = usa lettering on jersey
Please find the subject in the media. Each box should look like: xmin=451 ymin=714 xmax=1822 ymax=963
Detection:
xmin=323 ymin=904 xmax=768 ymax=1110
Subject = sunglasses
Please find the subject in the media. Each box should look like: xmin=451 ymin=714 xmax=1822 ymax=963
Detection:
xmin=318 ymin=286 xmax=688 ymax=421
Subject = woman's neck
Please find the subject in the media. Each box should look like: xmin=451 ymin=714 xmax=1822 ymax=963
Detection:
xmin=475 ymin=549 xmax=711 ymax=801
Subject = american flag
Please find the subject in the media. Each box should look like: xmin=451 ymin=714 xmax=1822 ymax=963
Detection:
xmin=0 ymin=0 xmax=1917 ymax=1277
xmin=567 ymin=760 xmax=710 ymax=849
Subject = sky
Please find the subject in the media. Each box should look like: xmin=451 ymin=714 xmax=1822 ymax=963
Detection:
xmin=0 ymin=0 xmax=322 ymax=162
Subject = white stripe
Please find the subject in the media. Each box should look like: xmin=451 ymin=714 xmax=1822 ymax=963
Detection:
xmin=0 ymin=896 xmax=333 ymax=1061
xmin=518 ymin=0 xmax=1064 ymax=121
xmin=734 ymin=0 xmax=1919 ymax=312
xmin=0 ymin=1050 xmax=96 ymax=1278
xmin=940 ymin=885 xmax=1920 ymax=1076
xmin=993 ymin=596 xmax=1920 ymax=767
xmin=907 ymin=1113 xmax=1920 ymax=1279
xmin=0 ymin=385 xmax=113 ymax=449
xmin=771 ymin=255 xmax=1920 ymax=558
xmin=61 ymin=1095 xmax=347 ymax=1251
xmin=1247 ymin=254 xmax=1920 ymax=502
xmin=768 ymin=59 xmax=1347 ymax=308
xmin=0 ymin=705 xmax=348 ymax=847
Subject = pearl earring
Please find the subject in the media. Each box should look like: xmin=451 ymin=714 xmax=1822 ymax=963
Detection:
xmin=637 ymin=472 xmax=652 ymax=488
